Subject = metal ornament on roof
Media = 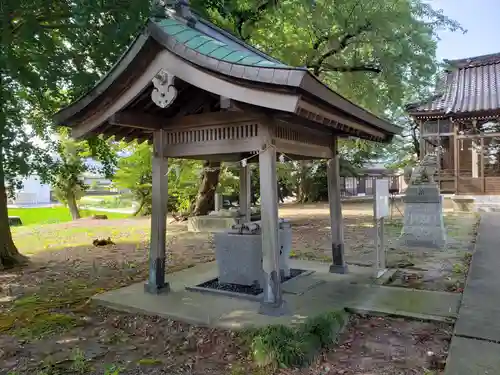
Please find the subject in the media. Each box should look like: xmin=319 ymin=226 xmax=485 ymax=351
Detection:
xmin=151 ymin=69 xmax=178 ymax=109
xmin=157 ymin=0 xmax=196 ymax=25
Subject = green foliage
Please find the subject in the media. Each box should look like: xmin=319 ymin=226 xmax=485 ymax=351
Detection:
xmin=104 ymin=365 xmax=124 ymax=375
xmin=195 ymin=0 xmax=463 ymax=165
xmin=299 ymin=310 xmax=346 ymax=348
xmin=246 ymin=310 xmax=347 ymax=369
xmin=51 ymin=137 xmax=88 ymax=204
xmin=452 ymin=263 xmax=466 ymax=274
xmin=69 ymin=348 xmax=92 ymax=374
xmin=168 ymin=159 xmax=204 ymax=213
xmin=114 ymin=142 xmax=153 ymax=215
xmin=81 ymin=194 xmax=134 ymax=209
xmin=113 ymin=142 xmax=203 ymax=214
xmin=0 ymin=0 xmax=150 ymax=259
xmin=48 ymin=133 xmax=118 ymax=219
xmin=137 ymin=358 xmax=163 ymax=366
xmin=274 ymin=159 xmax=358 ymax=203
xmin=1 ymin=0 xmax=148 ymax=184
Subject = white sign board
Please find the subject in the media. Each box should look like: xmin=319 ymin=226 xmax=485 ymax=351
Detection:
xmin=374 ymin=179 xmax=390 ymax=219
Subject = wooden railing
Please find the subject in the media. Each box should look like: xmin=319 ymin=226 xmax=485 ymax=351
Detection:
xmin=340 ymin=175 xmax=404 ymax=197
xmin=439 ymin=172 xmax=500 ymax=195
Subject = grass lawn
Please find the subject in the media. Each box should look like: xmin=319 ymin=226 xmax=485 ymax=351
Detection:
xmin=8 ymin=206 xmax=130 ymax=226
xmin=11 ymin=218 xmax=152 ymax=255
xmin=80 ymin=194 xmax=135 ymax=209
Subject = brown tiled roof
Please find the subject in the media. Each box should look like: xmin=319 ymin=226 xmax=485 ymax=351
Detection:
xmin=406 ymin=52 xmax=500 ymax=118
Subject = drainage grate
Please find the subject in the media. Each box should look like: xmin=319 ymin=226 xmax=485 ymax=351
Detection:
xmin=189 ymin=269 xmax=307 ymax=298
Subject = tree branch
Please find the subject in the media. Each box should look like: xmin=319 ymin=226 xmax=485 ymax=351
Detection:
xmin=233 ymin=0 xmax=280 ymax=41
xmin=321 ymin=63 xmax=381 ymax=73
xmin=305 ymin=30 xmax=330 ymax=66
xmin=309 ymin=22 xmax=372 ymax=76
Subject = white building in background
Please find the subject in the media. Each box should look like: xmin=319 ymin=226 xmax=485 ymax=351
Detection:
xmin=10 ymin=175 xmax=52 ymax=206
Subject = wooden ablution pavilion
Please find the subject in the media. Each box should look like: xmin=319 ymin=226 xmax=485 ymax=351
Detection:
xmin=407 ymin=53 xmax=500 ymax=196
xmin=54 ymin=1 xmax=400 ymax=316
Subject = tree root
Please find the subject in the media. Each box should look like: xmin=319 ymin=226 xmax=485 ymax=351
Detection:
xmin=0 ymin=252 xmax=29 ymax=270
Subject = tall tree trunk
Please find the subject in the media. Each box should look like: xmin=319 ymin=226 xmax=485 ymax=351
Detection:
xmin=66 ymin=191 xmax=81 ymax=220
xmin=296 ymin=161 xmax=311 ymax=203
xmin=133 ymin=198 xmax=146 ymax=217
xmin=191 ymin=161 xmax=221 ymax=216
xmin=0 ymin=161 xmax=28 ymax=269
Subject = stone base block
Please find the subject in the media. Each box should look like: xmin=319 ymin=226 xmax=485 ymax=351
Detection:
xmin=144 ymin=282 xmax=170 ymax=295
xmin=214 ymin=232 xmax=264 ymax=287
xmin=451 ymin=196 xmax=475 ymax=212
xmin=401 ymin=187 xmax=446 ymax=248
xmin=400 ymin=232 xmax=446 ymax=249
xmin=329 ymin=264 xmax=349 ymax=274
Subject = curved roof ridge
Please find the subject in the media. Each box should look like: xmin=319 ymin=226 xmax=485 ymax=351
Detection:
xmin=445 ymin=52 xmax=500 ymax=69
xmin=152 ymin=17 xmax=293 ymax=69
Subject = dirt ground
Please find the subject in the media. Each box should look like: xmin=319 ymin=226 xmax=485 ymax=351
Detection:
xmin=281 ymin=315 xmax=452 ymax=375
xmin=0 ymin=202 xmax=474 ymax=374
xmin=284 ymin=202 xmax=479 ymax=292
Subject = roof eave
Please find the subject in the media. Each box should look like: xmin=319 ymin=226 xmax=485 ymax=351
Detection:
xmin=300 ymin=74 xmax=401 ymax=137
xmin=407 ymin=110 xmax=449 ymax=119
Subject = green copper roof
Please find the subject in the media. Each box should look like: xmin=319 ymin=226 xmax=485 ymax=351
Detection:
xmin=154 ymin=18 xmax=288 ymax=68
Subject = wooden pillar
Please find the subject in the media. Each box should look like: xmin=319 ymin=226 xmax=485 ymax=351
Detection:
xmin=258 ymin=124 xmax=285 ymax=314
xmin=328 ymin=136 xmax=348 ymax=274
xmin=144 ymin=130 xmax=170 ymax=294
xmin=480 ymin=136 xmax=485 ymax=193
xmin=471 ymin=120 xmax=479 ymax=178
xmin=239 ymin=165 xmax=251 ymax=222
xmin=436 ymin=119 xmax=441 ymax=191
xmin=453 ymin=120 xmax=459 ymax=194
xmin=471 ymin=142 xmax=479 ymax=178
xmin=419 ymin=120 xmax=425 ymax=159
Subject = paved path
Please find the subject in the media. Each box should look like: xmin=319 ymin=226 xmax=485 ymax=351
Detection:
xmin=445 ymin=212 xmax=500 ymax=375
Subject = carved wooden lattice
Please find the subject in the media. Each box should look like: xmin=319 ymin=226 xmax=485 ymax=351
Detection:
xmin=165 ymin=122 xmax=258 ymax=145
xmin=275 ymin=124 xmax=331 ymax=147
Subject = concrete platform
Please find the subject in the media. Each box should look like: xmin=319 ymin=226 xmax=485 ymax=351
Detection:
xmin=454 ymin=213 xmax=500 ymax=342
xmin=443 ymin=213 xmax=500 ymax=374
xmin=93 ymin=260 xmax=461 ymax=329
xmin=445 ymin=337 xmax=500 ymax=375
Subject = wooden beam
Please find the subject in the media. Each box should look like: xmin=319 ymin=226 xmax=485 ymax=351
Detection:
xmin=481 ymin=136 xmax=485 ymax=193
xmin=162 ymin=137 xmax=262 ymax=158
xmin=113 ymin=126 xmax=136 ymax=142
xmin=258 ymin=120 xmax=285 ymax=314
xmin=327 ymin=136 xmax=348 ymax=274
xmin=124 ymin=128 xmax=149 ymax=143
xmin=109 ymin=110 xmax=261 ymax=131
xmin=453 ymin=120 xmax=459 ymax=195
xmin=457 ymin=132 xmax=500 ymax=139
xmin=109 ymin=112 xmax=163 ymax=130
xmin=273 ymin=138 xmax=333 ymax=159
xmin=144 ymin=129 xmax=169 ymax=294
xmin=239 ymin=165 xmax=251 ymax=223
xmin=297 ymin=99 xmax=387 ymax=139
xmin=419 ymin=120 xmax=424 ymax=158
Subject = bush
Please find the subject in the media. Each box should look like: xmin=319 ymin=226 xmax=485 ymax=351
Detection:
xmin=246 ymin=310 xmax=348 ymax=369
